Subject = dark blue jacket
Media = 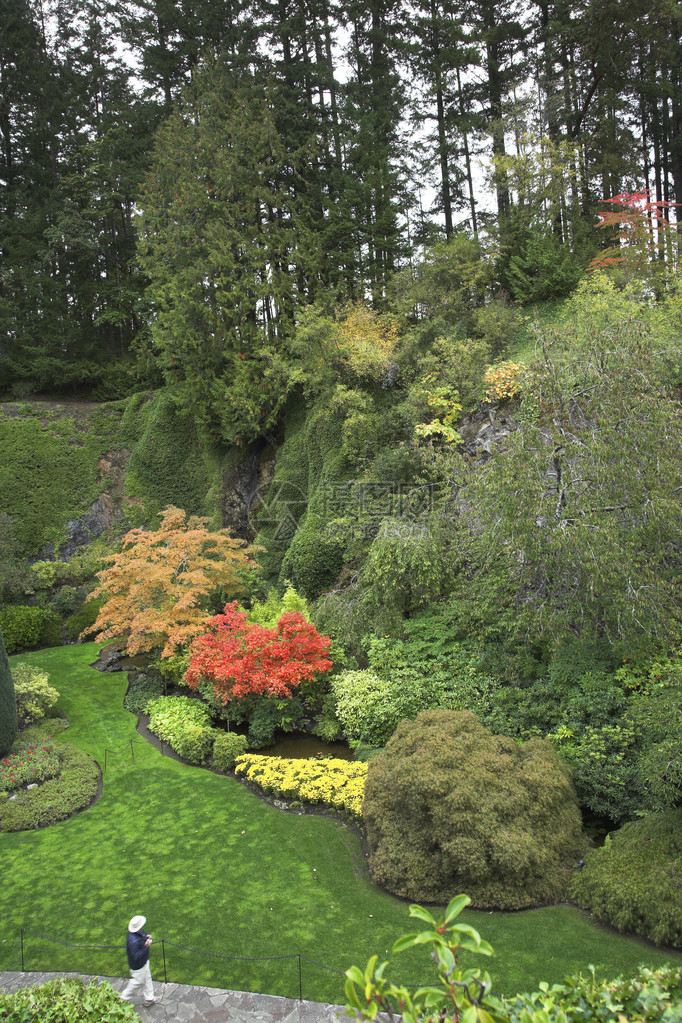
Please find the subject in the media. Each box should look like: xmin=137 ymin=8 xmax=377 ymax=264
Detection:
xmin=126 ymin=929 xmax=150 ymax=970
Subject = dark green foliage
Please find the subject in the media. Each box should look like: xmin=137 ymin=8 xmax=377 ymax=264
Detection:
xmin=0 ymin=606 xmax=46 ymax=654
xmin=246 ymin=697 xmax=304 ymax=748
xmin=0 ymin=742 xmax=99 ymax=832
xmin=65 ymin=595 xmax=105 ymax=643
xmin=0 ymin=977 xmax=137 ymax=1022
xmin=124 ymin=672 xmax=165 ymax=714
xmin=363 ymin=710 xmax=584 ymax=909
xmin=571 ymin=810 xmax=682 ymax=948
xmin=0 ymin=628 xmax=18 ymax=757
xmin=212 ymin=731 xmax=248 ymax=771
xmin=280 ymin=527 xmax=345 ymax=600
xmin=125 ymin=391 xmax=212 ymax=518
xmin=0 ymin=415 xmax=104 ymax=556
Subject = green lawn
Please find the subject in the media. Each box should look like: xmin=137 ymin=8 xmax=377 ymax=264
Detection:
xmin=1 ymin=645 xmax=680 ymax=1004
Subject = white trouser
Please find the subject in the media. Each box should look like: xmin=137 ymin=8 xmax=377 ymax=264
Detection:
xmin=121 ymin=960 xmax=154 ymax=1001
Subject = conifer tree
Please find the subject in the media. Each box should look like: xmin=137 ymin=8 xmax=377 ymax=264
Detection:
xmin=0 ymin=627 xmax=18 ymax=757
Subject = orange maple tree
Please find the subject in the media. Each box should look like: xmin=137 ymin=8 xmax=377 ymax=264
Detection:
xmin=83 ymin=506 xmax=259 ymax=657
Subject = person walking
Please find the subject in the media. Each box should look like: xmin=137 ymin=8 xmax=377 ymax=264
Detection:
xmin=121 ymin=915 xmax=156 ymax=1007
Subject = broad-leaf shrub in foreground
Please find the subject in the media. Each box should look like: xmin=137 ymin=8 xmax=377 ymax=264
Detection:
xmin=0 ymin=977 xmax=137 ymax=1022
xmin=236 ymin=754 xmax=367 ymax=820
xmin=570 ymin=808 xmax=682 ymax=948
xmin=345 ymin=897 xmax=682 ymax=1023
xmin=363 ymin=710 xmax=584 ymax=908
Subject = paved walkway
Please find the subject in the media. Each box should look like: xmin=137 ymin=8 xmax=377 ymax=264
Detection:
xmin=0 ymin=972 xmax=348 ymax=1023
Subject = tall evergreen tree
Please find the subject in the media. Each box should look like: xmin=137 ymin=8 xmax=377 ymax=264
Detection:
xmin=0 ymin=627 xmax=17 ymax=757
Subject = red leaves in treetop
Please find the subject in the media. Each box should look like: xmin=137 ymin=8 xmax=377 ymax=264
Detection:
xmin=186 ymin=602 xmax=332 ymax=704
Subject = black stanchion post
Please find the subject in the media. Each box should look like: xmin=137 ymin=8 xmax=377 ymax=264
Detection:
xmin=162 ymin=939 xmax=167 ymax=983
xmin=20 ymin=929 xmax=24 ymax=972
xmin=298 ymin=953 xmax=302 ymax=1002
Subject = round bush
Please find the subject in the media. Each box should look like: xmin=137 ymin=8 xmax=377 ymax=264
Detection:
xmin=213 ymin=731 xmax=248 ymax=771
xmin=11 ymin=663 xmax=59 ymax=727
xmin=570 ymin=808 xmax=682 ymax=947
xmin=363 ymin=709 xmax=584 ymax=909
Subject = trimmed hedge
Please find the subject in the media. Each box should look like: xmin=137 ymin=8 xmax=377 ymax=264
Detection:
xmin=0 ymin=977 xmax=137 ymax=1022
xmin=570 ymin=808 xmax=682 ymax=948
xmin=0 ymin=742 xmax=100 ymax=832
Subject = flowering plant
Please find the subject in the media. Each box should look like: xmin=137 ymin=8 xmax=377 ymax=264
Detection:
xmin=235 ymin=754 xmax=367 ymax=819
xmin=0 ymin=741 xmax=59 ymax=792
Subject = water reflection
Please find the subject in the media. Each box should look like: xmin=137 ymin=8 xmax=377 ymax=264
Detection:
xmin=257 ymin=734 xmax=354 ymax=761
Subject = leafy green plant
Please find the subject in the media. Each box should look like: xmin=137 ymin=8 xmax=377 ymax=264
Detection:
xmin=345 ymin=895 xmax=498 ymax=1023
xmin=146 ymin=695 xmax=217 ymax=763
xmin=0 ymin=606 xmax=48 ymax=654
xmin=124 ymin=672 xmax=165 ymax=714
xmin=212 ymin=731 xmax=248 ymax=771
xmin=11 ymin=663 xmax=59 ymax=726
xmin=0 ymin=976 xmax=138 ymax=1022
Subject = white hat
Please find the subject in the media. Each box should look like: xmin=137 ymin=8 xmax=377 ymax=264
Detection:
xmin=128 ymin=915 xmax=146 ymax=933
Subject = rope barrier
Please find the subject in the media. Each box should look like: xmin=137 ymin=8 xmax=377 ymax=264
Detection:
xmin=18 ymin=928 xmax=429 ymax=1000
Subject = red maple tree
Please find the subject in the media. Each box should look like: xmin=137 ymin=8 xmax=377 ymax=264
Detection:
xmin=185 ymin=602 xmax=332 ymax=705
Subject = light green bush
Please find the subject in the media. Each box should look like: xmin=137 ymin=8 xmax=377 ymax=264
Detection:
xmin=147 ymin=695 xmax=216 ymax=763
xmin=213 ymin=731 xmax=248 ymax=771
xmin=0 ymin=606 xmax=46 ymax=653
xmin=11 ymin=663 xmax=59 ymax=726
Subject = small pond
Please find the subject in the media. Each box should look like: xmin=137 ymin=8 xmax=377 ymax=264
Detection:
xmin=257 ymin=734 xmax=355 ymax=761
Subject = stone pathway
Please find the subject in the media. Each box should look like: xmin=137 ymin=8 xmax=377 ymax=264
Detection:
xmin=0 ymin=972 xmax=347 ymax=1023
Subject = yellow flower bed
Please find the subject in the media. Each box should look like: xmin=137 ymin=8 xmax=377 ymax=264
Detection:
xmin=235 ymin=755 xmax=367 ymax=820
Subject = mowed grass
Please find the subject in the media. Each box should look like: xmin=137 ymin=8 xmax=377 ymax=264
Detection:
xmin=1 ymin=645 xmax=680 ymax=1004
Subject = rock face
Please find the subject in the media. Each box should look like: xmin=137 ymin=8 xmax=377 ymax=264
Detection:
xmin=92 ymin=645 xmax=123 ymax=672
xmin=42 ymin=449 xmax=137 ymax=560
xmin=221 ymin=440 xmax=277 ymax=539
xmin=458 ymin=407 xmax=518 ymax=461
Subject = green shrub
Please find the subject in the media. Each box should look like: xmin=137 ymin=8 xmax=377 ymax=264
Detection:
xmin=570 ymin=808 xmax=682 ymax=947
xmin=39 ymin=611 xmax=63 ymax=648
xmin=331 ymin=669 xmax=403 ymax=748
xmin=173 ymin=724 xmax=220 ymax=764
xmin=11 ymin=663 xmax=59 ymax=726
xmin=362 ymin=520 xmax=447 ymax=617
xmin=0 ymin=605 xmax=46 ymax=653
xmin=124 ymin=672 xmax=165 ymax=714
xmin=246 ymin=696 xmax=304 ymax=748
xmin=213 ymin=731 xmax=248 ymax=771
xmin=65 ymin=594 xmax=105 ymax=642
xmin=51 ymin=583 xmax=84 ymax=615
xmin=0 ymin=976 xmax=137 ymax=1022
xmin=146 ymin=695 xmax=216 ymax=763
xmin=279 ymin=526 xmax=345 ymax=599
xmin=364 ymin=709 xmax=584 ymax=909
xmin=0 ymin=742 xmax=100 ymax=832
